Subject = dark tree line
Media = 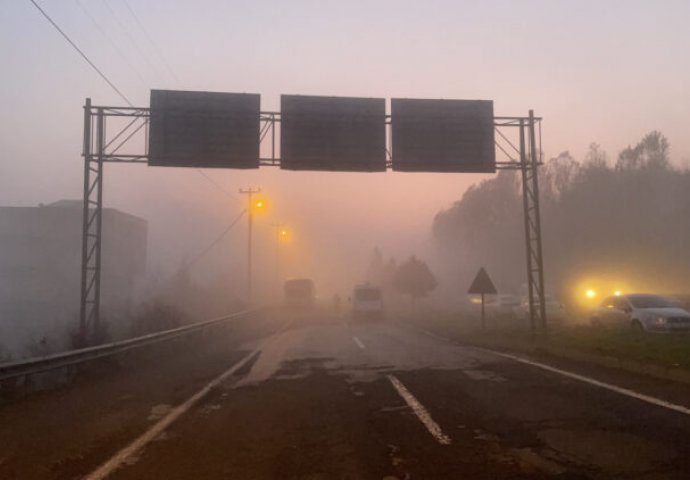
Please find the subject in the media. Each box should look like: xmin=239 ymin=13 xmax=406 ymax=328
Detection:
xmin=432 ymin=131 xmax=690 ymax=305
xmin=366 ymin=248 xmax=437 ymax=305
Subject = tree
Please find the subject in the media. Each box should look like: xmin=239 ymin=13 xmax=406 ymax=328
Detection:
xmin=366 ymin=247 xmax=384 ymax=284
xmin=541 ymin=151 xmax=579 ymax=200
xmin=616 ymin=131 xmax=669 ymax=170
xmin=392 ymin=256 xmax=437 ymax=306
xmin=381 ymin=257 xmax=398 ymax=290
xmin=584 ymin=142 xmax=608 ymax=168
xmin=431 ymin=129 xmax=690 ymax=310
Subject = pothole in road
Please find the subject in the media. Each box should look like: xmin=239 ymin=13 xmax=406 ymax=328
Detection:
xmin=473 ymin=428 xmax=500 ymax=442
xmin=462 ymin=369 xmax=507 ymax=383
xmin=273 ymin=357 xmax=336 ymax=379
xmin=147 ymin=404 xmax=172 ymax=421
xmin=506 ymin=447 xmax=567 ymax=476
xmin=199 ymin=404 xmax=222 ymax=416
xmin=538 ymin=428 xmax=676 ymax=475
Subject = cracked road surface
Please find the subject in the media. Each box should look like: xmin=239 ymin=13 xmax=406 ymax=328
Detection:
xmin=5 ymin=312 xmax=690 ymax=479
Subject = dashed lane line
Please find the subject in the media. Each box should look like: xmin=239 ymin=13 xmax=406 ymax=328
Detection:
xmin=387 ymin=374 xmax=452 ymax=445
xmin=352 ymin=335 xmax=366 ymax=350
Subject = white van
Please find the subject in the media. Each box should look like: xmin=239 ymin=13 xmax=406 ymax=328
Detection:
xmin=351 ymin=283 xmax=384 ymax=320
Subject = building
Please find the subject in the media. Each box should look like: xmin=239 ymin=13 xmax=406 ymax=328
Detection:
xmin=0 ymin=200 xmax=147 ymax=358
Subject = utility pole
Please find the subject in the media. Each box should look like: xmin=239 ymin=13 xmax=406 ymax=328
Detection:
xmin=239 ymin=187 xmax=261 ymax=302
xmin=270 ymin=223 xmax=289 ymax=287
xmin=271 ymin=223 xmax=282 ymax=286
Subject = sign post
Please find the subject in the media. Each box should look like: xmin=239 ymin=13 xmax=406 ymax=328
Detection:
xmin=468 ymin=267 xmax=497 ymax=330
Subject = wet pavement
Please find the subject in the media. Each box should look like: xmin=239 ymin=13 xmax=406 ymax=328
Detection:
xmin=4 ymin=312 xmax=690 ymax=479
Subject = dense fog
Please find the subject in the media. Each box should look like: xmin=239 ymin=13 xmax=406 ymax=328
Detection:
xmin=433 ymin=131 xmax=690 ymax=312
xmin=2 ymin=1 xmax=690 ymax=358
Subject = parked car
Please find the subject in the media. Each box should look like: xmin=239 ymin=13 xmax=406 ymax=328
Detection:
xmin=517 ymin=294 xmax=566 ymax=322
xmin=351 ymin=283 xmax=384 ymax=320
xmin=590 ymin=294 xmax=690 ymax=332
xmin=485 ymin=294 xmax=521 ymax=318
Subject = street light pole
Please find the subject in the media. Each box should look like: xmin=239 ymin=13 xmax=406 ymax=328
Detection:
xmin=275 ymin=223 xmax=282 ymax=284
xmin=239 ymin=187 xmax=261 ymax=302
xmin=270 ymin=223 xmax=288 ymax=286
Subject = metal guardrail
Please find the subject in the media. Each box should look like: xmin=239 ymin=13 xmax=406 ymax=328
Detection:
xmin=0 ymin=309 xmax=259 ymax=382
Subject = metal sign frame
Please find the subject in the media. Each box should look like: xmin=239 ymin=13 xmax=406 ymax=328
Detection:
xmin=79 ymin=98 xmax=546 ymax=345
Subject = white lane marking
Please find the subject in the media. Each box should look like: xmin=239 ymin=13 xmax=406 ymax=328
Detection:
xmin=478 ymin=347 xmax=690 ymax=417
xmin=417 ymin=327 xmax=690 ymax=417
xmin=83 ymin=349 xmax=259 ymax=480
xmin=387 ymin=374 xmax=451 ymax=445
xmin=352 ymin=335 xmax=366 ymax=350
xmin=85 ymin=320 xmax=294 ymax=480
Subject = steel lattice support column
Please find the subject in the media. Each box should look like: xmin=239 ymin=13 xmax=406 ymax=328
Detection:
xmin=79 ymin=100 xmax=104 ymax=346
xmin=519 ymin=111 xmax=547 ymax=334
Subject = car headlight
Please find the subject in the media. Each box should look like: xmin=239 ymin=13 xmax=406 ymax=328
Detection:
xmin=654 ymin=316 xmax=667 ymax=325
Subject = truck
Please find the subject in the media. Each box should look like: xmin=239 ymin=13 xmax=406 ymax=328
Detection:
xmin=351 ymin=283 xmax=384 ymax=320
xmin=283 ymin=278 xmax=316 ymax=310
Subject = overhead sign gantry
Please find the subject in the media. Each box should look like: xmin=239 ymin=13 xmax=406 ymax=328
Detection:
xmin=79 ymin=89 xmax=546 ymax=344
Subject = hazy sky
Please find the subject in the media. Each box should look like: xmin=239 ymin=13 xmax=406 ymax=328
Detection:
xmin=2 ymin=0 xmax=689 ymax=285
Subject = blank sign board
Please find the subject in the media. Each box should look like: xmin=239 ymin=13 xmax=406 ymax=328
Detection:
xmin=148 ymin=90 xmax=260 ymax=168
xmin=391 ymin=99 xmax=495 ymax=173
xmin=280 ymin=95 xmax=386 ymax=171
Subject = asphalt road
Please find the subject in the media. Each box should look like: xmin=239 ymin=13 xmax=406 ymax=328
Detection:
xmin=5 ymin=311 xmax=690 ymax=479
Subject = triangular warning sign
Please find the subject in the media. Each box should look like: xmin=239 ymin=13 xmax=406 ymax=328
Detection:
xmin=468 ymin=267 xmax=497 ymax=294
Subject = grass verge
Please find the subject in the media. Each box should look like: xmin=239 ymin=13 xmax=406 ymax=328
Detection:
xmin=403 ymin=309 xmax=690 ymax=383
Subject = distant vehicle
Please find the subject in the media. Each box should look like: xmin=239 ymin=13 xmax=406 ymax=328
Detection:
xmin=351 ymin=283 xmax=384 ymax=320
xmin=590 ymin=294 xmax=690 ymax=332
xmin=283 ymin=278 xmax=316 ymax=310
xmin=517 ymin=294 xmax=566 ymax=322
xmin=485 ymin=294 xmax=521 ymax=317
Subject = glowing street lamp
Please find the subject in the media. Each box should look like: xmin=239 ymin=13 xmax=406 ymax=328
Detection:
xmin=252 ymin=197 xmax=267 ymax=213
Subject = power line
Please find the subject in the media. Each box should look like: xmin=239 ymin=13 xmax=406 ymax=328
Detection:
xmin=100 ymin=2 xmax=235 ymax=203
xmin=195 ymin=169 xmax=240 ymax=202
xmin=101 ymin=0 xmax=165 ymax=84
xmin=120 ymin=0 xmax=182 ymax=87
xmin=188 ymin=209 xmax=246 ymax=267
xmin=74 ymin=0 xmax=147 ymax=87
xmin=30 ymin=0 xmax=241 ymax=205
xmin=28 ymin=0 xmax=133 ymax=106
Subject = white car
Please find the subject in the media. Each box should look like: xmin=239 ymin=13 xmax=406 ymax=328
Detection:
xmin=485 ymin=294 xmax=521 ymax=318
xmin=517 ymin=294 xmax=566 ymax=322
xmin=590 ymin=294 xmax=690 ymax=332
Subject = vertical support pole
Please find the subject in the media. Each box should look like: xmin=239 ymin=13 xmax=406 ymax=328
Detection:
xmin=79 ymin=99 xmax=92 ymax=346
xmin=528 ymin=110 xmax=547 ymax=333
xmin=275 ymin=224 xmax=281 ymax=286
xmin=247 ymin=190 xmax=253 ymax=302
xmin=271 ymin=113 xmax=276 ymax=162
xmin=519 ymin=112 xmax=547 ymax=336
xmin=239 ymin=187 xmax=261 ymax=303
xmin=93 ymin=108 xmax=105 ymax=339
xmin=519 ymin=120 xmax=536 ymax=335
xmin=79 ymin=102 xmax=105 ymax=346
